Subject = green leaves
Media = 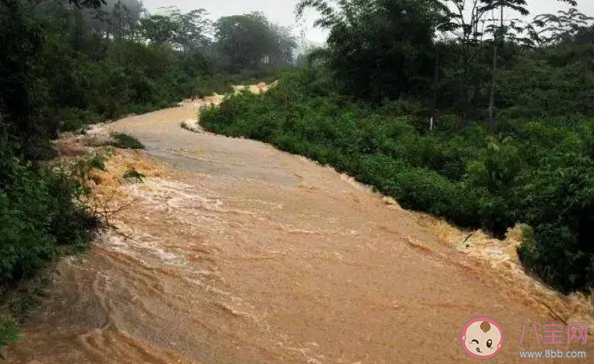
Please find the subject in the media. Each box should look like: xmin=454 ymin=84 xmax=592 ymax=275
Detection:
xmin=68 ymin=0 xmax=106 ymax=8
xmin=110 ymin=133 xmax=145 ymax=149
xmin=139 ymin=15 xmax=179 ymax=45
xmin=0 ymin=319 xmax=19 ymax=354
xmin=299 ymin=0 xmax=447 ymax=100
xmin=123 ymin=168 xmax=145 ymax=183
xmin=529 ymin=8 xmax=594 ymax=46
xmin=214 ymin=12 xmax=297 ymax=71
xmin=202 ymin=66 xmax=594 ymax=293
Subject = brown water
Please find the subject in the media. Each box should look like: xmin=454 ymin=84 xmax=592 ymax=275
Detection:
xmin=5 ymin=99 xmax=593 ymax=363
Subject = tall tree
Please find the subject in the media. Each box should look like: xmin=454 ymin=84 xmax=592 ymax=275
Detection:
xmin=165 ymin=7 xmax=212 ymax=53
xmin=529 ymin=7 xmax=593 ymax=46
xmin=139 ymin=14 xmax=178 ymax=45
xmin=297 ymin=0 xmax=453 ymax=100
xmin=481 ymin=1 xmax=529 ymax=129
xmin=214 ymin=12 xmax=296 ymax=71
xmin=440 ymin=0 xmax=576 ymax=122
xmin=269 ymin=24 xmax=298 ymax=67
xmin=77 ymin=0 xmax=144 ymax=39
xmin=442 ymin=0 xmax=526 ymax=120
xmin=69 ymin=0 xmax=105 ymax=7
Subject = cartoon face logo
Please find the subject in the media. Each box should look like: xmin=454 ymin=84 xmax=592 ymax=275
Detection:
xmin=461 ymin=317 xmax=504 ymax=359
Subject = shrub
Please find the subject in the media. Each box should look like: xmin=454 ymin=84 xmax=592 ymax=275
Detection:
xmin=514 ymin=142 xmax=594 ymax=292
xmin=0 ymin=142 xmax=99 ymax=349
xmin=0 ymin=319 xmax=18 ymax=353
xmin=123 ymin=168 xmax=145 ymax=183
xmin=0 ymin=151 xmax=99 ymax=292
xmin=110 ymin=133 xmax=145 ymax=150
xmin=201 ymin=68 xmax=594 ymax=293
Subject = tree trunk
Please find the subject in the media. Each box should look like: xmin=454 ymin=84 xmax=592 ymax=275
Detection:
xmin=462 ymin=41 xmax=469 ymax=121
xmin=487 ymin=43 xmax=497 ymax=130
xmin=430 ymin=51 xmax=440 ymax=132
xmin=488 ymin=5 xmax=504 ymax=131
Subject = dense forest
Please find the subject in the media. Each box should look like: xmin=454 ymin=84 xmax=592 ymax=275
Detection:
xmin=0 ymin=0 xmax=296 ymax=348
xmin=202 ymin=0 xmax=594 ymax=295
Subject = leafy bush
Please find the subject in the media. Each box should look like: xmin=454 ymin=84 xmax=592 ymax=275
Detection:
xmin=202 ymin=67 xmax=594 ymax=293
xmin=193 ymin=75 xmax=234 ymax=98
xmin=123 ymin=168 xmax=146 ymax=183
xmin=0 ymin=148 xmax=100 ymax=290
xmin=0 ymin=319 xmax=18 ymax=353
xmin=55 ymin=108 xmax=101 ymax=133
xmin=0 ymin=142 xmax=99 ymax=347
xmin=110 ymin=133 xmax=145 ymax=150
xmin=514 ymin=135 xmax=594 ymax=292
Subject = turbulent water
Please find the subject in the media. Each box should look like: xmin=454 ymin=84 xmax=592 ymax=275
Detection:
xmin=6 ymin=98 xmax=594 ymax=363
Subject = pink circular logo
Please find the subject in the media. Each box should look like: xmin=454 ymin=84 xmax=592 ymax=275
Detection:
xmin=461 ymin=317 xmax=504 ymax=359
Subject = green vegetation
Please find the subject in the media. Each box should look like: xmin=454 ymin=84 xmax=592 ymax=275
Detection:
xmin=0 ymin=0 xmax=297 ymax=349
xmin=0 ymin=148 xmax=102 ymax=345
xmin=203 ymin=68 xmax=594 ymax=293
xmin=110 ymin=133 xmax=145 ymax=150
xmin=123 ymin=168 xmax=146 ymax=183
xmin=202 ymin=0 xmax=594 ymax=295
xmin=2 ymin=0 xmax=593 ymax=351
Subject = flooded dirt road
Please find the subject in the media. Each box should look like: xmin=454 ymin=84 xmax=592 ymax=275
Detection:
xmin=6 ymin=97 xmax=594 ymax=363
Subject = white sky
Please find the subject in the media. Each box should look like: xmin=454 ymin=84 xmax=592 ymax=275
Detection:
xmin=142 ymin=0 xmax=594 ymax=44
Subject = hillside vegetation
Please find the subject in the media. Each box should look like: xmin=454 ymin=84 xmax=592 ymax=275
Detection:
xmin=202 ymin=0 xmax=594 ymax=294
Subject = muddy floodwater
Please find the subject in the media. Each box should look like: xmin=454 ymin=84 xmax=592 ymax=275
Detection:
xmin=6 ymin=99 xmax=594 ymax=363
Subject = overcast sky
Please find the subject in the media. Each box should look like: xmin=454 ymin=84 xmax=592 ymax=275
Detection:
xmin=142 ymin=0 xmax=594 ymax=44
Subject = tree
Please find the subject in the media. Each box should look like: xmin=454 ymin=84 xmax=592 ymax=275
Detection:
xmin=297 ymin=0 xmax=453 ymax=100
xmin=137 ymin=7 xmax=212 ymax=53
xmin=571 ymin=24 xmax=594 ymax=44
xmin=0 ymin=0 xmax=45 ymax=154
xmin=269 ymin=24 xmax=298 ymax=67
xmin=482 ymin=1 xmax=587 ymax=128
xmin=0 ymin=0 xmax=104 ymax=10
xmin=440 ymin=0 xmax=527 ymax=121
xmin=214 ymin=12 xmax=296 ymax=71
xmin=166 ymin=7 xmax=212 ymax=53
xmin=111 ymin=1 xmax=133 ymax=39
xmin=437 ymin=0 xmax=577 ymax=123
xmin=528 ymin=8 xmax=593 ymax=46
xmin=481 ymin=1 xmax=529 ymax=129
xmin=79 ymin=0 xmax=144 ymax=39
xmin=69 ymin=0 xmax=106 ymax=8
xmin=139 ymin=14 xmax=178 ymax=45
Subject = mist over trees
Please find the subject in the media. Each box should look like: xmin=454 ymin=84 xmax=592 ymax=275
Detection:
xmin=0 ymin=0 xmax=299 ymax=143
xmin=62 ymin=0 xmax=298 ymax=66
xmin=214 ymin=12 xmax=297 ymax=71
